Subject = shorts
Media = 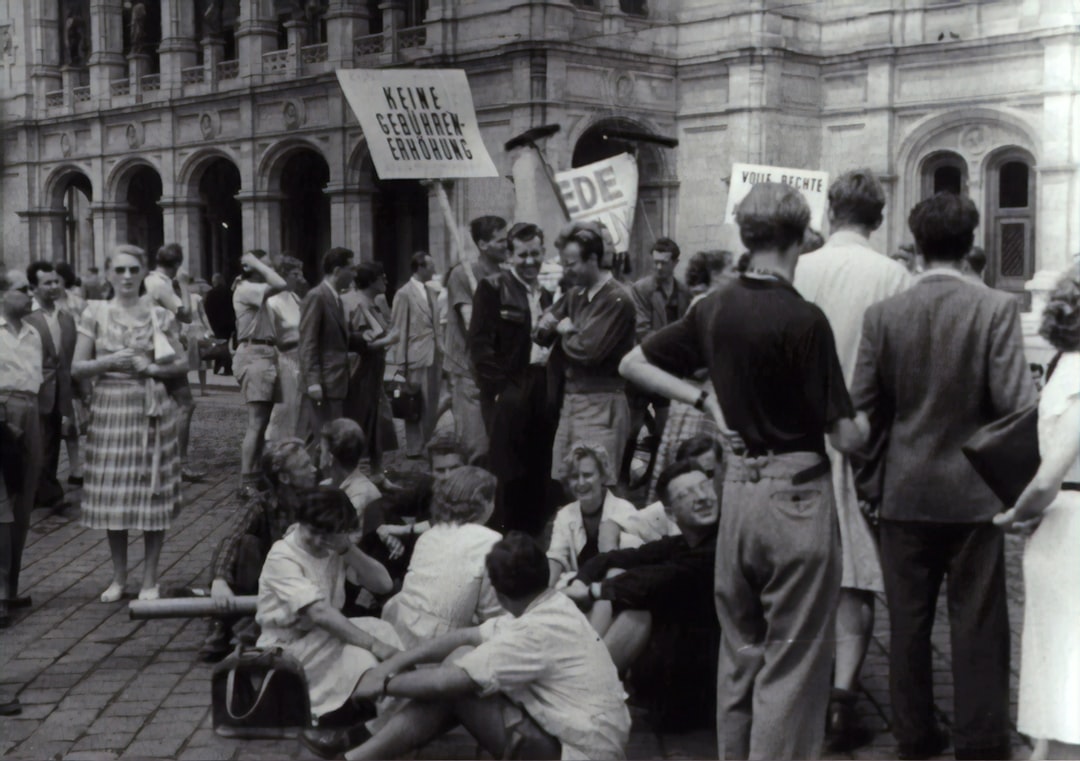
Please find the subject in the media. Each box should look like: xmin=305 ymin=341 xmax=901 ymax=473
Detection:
xmin=233 ymin=343 xmax=278 ymax=404
xmin=164 ymin=375 xmax=194 ymax=406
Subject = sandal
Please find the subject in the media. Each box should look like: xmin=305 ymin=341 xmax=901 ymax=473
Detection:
xmin=137 ymin=586 xmax=160 ymax=601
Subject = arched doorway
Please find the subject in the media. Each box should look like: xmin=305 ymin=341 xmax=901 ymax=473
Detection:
xmin=572 ymin=118 xmax=669 ymax=278
xmin=51 ymin=171 xmax=94 ymax=272
xmin=920 ymin=151 xmax=968 ymax=199
xmin=280 ymin=149 xmax=331 ymax=280
xmin=198 ymin=158 xmax=242 ymax=283
xmin=985 ymin=147 xmax=1036 ymax=295
xmin=372 ymin=179 xmax=429 ymax=293
xmin=125 ymin=165 xmax=164 ymax=256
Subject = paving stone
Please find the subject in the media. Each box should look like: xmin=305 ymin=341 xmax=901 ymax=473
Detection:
xmin=121 ymin=736 xmax=185 ymax=758
xmin=0 ymin=718 xmax=43 ymax=743
xmin=87 ymin=715 xmax=146 ymax=736
xmin=7 ymin=738 xmax=74 ymax=758
xmin=14 ymin=686 xmax=69 ymax=704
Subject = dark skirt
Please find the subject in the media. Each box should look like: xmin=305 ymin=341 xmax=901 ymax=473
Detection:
xmin=343 ymin=349 xmax=398 ymax=462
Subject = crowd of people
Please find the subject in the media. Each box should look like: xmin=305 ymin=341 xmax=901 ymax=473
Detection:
xmin=1 ymin=166 xmax=1078 ymax=761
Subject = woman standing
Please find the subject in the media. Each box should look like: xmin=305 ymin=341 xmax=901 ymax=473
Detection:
xmin=265 ymin=256 xmax=307 ymax=441
xmin=995 ymin=273 xmax=1080 ymax=760
xmin=72 ymin=245 xmax=186 ymax=602
xmin=342 ymin=261 xmax=399 ymax=487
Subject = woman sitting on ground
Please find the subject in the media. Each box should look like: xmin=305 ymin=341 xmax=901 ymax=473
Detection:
xmin=547 ymin=441 xmax=636 ymax=588
xmin=319 ymin=418 xmax=381 ymax=531
xmin=255 ymin=486 xmax=402 ymax=730
xmin=382 ymin=467 xmax=504 ymax=648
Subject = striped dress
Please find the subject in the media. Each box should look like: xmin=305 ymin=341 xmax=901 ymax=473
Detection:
xmin=78 ymin=301 xmax=182 ymax=531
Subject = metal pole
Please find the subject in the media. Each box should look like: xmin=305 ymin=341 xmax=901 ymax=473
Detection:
xmin=128 ymin=595 xmax=258 ymax=620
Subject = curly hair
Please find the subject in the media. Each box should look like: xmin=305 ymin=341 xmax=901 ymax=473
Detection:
xmin=430 ymin=466 xmax=497 ymax=525
xmin=260 ymin=438 xmax=309 ymax=488
xmin=294 ymin=486 xmax=359 ymax=534
xmin=1039 ymin=273 xmax=1080 ymax=353
xmin=562 ymin=441 xmax=612 ymax=485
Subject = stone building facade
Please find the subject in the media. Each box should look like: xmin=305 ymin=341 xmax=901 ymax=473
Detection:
xmin=1 ymin=0 xmax=1078 ymax=303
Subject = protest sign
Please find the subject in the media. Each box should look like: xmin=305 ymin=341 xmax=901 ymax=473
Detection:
xmin=336 ymin=69 xmax=498 ymax=179
xmin=554 ymin=153 xmax=638 ymax=253
xmin=723 ymin=163 xmax=829 ymax=230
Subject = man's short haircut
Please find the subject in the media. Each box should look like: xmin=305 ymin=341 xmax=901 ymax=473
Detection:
xmin=554 ymin=221 xmax=607 ymax=265
xmin=322 ymin=418 xmax=366 ymax=471
xmin=655 ymin=459 xmax=707 ymax=506
xmin=276 ymin=255 xmax=304 ymax=278
xmin=685 ymin=250 xmax=734 ymax=290
xmin=1040 ymin=274 xmax=1080 ymax=352
xmin=964 ymin=246 xmax=987 ymax=276
xmin=486 ymin=531 xmax=549 ymax=599
xmin=52 ymin=260 xmax=79 ymax=288
xmin=27 ymin=261 xmax=57 ymax=287
xmin=260 ymin=437 xmax=308 ymax=489
xmin=355 ymin=260 xmax=386 ymax=289
xmin=908 ymin=192 xmax=980 ymax=262
xmin=431 ymin=466 xmax=497 ymax=525
xmin=652 ymin=237 xmax=681 ymax=261
xmin=508 ymin=222 xmax=544 ymax=248
xmin=828 ymin=169 xmax=886 ymax=229
xmin=155 ymin=243 xmax=184 ymax=269
xmin=294 ymin=486 xmax=360 ymax=534
xmin=426 ymin=429 xmax=465 ymax=462
xmin=561 ymin=440 xmax=612 ymax=486
xmin=322 ymin=247 xmax=355 ymax=274
xmin=410 ymin=251 xmax=431 ymax=272
xmin=470 ymin=216 xmax=508 ymax=246
xmin=735 ymin=182 xmax=811 ymax=253
xmin=675 ymin=434 xmax=722 ymax=463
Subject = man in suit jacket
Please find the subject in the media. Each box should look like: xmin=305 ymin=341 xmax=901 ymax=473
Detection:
xmin=299 ymin=247 xmax=360 ymax=451
xmin=388 ymin=252 xmax=440 ymax=457
xmin=25 ymin=262 xmax=78 ymax=510
xmin=850 ymin=193 xmax=1036 ymax=761
xmin=470 ymin=223 xmax=555 ymax=534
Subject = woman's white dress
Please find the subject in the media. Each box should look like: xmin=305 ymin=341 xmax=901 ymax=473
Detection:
xmin=1017 ymin=351 xmax=1080 ymax=745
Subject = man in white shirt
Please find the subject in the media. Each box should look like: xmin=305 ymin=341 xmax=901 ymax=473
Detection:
xmin=793 ymin=168 xmax=912 ymax=752
xmin=0 ymin=269 xmax=45 ymax=625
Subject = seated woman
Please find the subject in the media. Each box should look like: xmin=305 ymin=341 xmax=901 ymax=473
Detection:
xmin=319 ymin=418 xmax=381 ymax=531
xmin=255 ymin=485 xmax=402 ymax=747
xmin=382 ymin=467 xmax=504 ymax=648
xmin=547 ymin=441 xmax=637 ymax=588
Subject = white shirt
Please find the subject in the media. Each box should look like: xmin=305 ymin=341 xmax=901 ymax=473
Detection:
xmin=547 ymin=491 xmax=637 ymax=575
xmin=0 ymin=316 xmax=44 ymax=393
xmin=33 ymin=302 xmax=63 ymax=350
xmin=620 ymin=501 xmax=681 ymax=545
xmin=266 ymin=291 xmax=301 ymax=348
xmin=381 ymin=523 xmax=504 ymax=648
xmin=232 ymin=280 xmax=273 ymax=341
xmin=338 ymin=467 xmax=381 ymax=531
xmin=510 ymin=268 xmax=551 ymax=366
xmin=455 ymin=589 xmax=631 ymax=760
xmin=144 ymin=270 xmax=183 ymax=314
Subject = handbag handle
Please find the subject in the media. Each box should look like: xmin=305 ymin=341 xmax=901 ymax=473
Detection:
xmin=225 ymin=661 xmax=284 ymax=722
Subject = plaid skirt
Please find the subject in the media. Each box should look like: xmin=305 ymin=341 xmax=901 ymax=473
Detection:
xmin=80 ymin=376 xmax=182 ymax=531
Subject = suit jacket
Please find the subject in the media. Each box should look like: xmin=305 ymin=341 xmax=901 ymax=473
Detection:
xmin=630 ymin=275 xmax=690 ymax=343
xmin=850 ymin=271 xmax=1037 ymax=523
xmin=299 ymin=280 xmax=360 ymax=400
xmin=469 ymin=272 xmax=554 ymax=398
xmin=25 ymin=310 xmax=77 ymax=418
xmin=388 ymin=278 xmax=438 ymax=369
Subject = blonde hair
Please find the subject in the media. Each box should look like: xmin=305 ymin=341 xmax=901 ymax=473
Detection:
xmin=561 ymin=441 xmax=612 ymax=484
xmin=430 ymin=466 xmax=497 ymax=525
xmin=111 ymin=244 xmax=148 ymax=268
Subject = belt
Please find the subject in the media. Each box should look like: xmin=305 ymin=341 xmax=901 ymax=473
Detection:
xmin=278 ymin=341 xmax=299 ymax=352
xmin=1063 ymin=482 xmax=1080 ymax=492
xmin=239 ymin=338 xmax=275 ymax=346
xmin=731 ymin=451 xmax=830 ymax=485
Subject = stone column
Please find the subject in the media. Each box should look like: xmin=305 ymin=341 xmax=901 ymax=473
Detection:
xmin=325 ymin=0 xmax=369 ymax=69
xmin=30 ymin=2 xmax=63 ymax=111
xmin=236 ymin=0 xmax=278 ymax=81
xmin=90 ymin=202 xmax=131 ymax=264
xmin=204 ymin=37 xmax=226 ymax=87
xmin=159 ymin=197 xmax=205 ymax=277
xmin=158 ymin=0 xmax=198 ymax=91
xmin=380 ymin=1 xmax=405 ymax=56
xmin=88 ymin=0 xmax=126 ymax=105
xmin=326 ymin=185 xmax=372 ymax=259
xmin=127 ymin=52 xmax=152 ymax=97
xmin=284 ymin=20 xmax=305 ymax=76
xmin=61 ymin=66 xmax=82 ymax=108
xmin=236 ymin=191 xmax=283 ymax=256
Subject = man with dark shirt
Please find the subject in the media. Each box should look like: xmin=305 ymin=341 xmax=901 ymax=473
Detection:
xmin=620 ymin=182 xmax=868 ymax=760
xmin=469 ymin=222 xmax=555 ymax=534
xmin=564 ymin=459 xmax=719 ymax=731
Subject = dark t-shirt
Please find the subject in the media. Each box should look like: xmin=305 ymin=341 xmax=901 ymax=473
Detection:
xmin=640 ymin=275 xmax=853 ymax=455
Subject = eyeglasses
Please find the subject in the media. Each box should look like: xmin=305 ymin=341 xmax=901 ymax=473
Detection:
xmin=113 ymin=266 xmax=141 ymax=275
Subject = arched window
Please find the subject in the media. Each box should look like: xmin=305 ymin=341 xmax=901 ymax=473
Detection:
xmin=985 ymin=150 xmax=1036 ymax=294
xmin=920 ymin=151 xmax=967 ymax=199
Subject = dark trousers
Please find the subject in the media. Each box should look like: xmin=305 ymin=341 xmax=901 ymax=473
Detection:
xmin=879 ymin=520 xmax=1011 ymax=756
xmin=36 ymin=407 xmax=65 ymax=506
xmin=0 ymin=392 xmax=42 ymax=600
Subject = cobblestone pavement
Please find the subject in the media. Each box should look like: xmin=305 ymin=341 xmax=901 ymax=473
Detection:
xmin=0 ymin=383 xmax=1031 ymax=760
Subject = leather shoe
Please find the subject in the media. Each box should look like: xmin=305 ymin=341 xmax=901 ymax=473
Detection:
xmin=898 ymin=727 xmax=950 ymax=760
xmin=300 ymin=724 xmax=371 ymax=759
xmin=825 ymin=688 xmax=874 ymax=752
xmin=6 ymin=595 xmax=31 ymax=609
xmin=0 ymin=697 xmax=21 ymax=716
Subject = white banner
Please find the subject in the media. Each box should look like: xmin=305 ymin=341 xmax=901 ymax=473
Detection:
xmin=723 ymin=163 xmax=830 ymax=231
xmin=336 ymin=69 xmax=498 ymax=179
xmin=555 ymin=154 xmax=639 ymax=253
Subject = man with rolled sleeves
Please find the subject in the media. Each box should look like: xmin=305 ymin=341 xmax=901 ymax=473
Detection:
xmin=620 ymin=182 xmax=869 ymax=760
xmin=0 ymin=269 xmax=45 ymax=625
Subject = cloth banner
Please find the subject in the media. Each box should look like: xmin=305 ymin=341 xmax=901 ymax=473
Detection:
xmin=336 ymin=69 xmax=498 ymax=179
xmin=723 ymin=163 xmax=829 ymax=231
xmin=554 ymin=154 xmax=638 ymax=253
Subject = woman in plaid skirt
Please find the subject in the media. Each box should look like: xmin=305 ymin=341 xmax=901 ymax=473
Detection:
xmin=71 ymin=245 xmax=187 ymax=603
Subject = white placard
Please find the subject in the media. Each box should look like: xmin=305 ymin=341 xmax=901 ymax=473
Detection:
xmin=723 ymin=163 xmax=830 ymax=231
xmin=336 ymin=69 xmax=499 ymax=179
xmin=554 ymin=153 xmax=639 ymax=253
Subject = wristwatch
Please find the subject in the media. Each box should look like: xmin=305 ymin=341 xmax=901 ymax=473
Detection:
xmin=693 ymin=389 xmax=709 ymax=412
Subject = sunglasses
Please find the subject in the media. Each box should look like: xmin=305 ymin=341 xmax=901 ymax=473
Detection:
xmin=113 ymin=266 xmax=141 ymax=275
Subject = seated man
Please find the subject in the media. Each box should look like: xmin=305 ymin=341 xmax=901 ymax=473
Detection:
xmin=319 ymin=418 xmax=381 ymax=531
xmin=565 ymin=460 xmax=720 ymax=731
xmin=199 ymin=438 xmax=317 ymax=662
xmin=345 ymin=532 xmax=631 ymax=760
xmin=621 ymin=434 xmax=721 ymax=544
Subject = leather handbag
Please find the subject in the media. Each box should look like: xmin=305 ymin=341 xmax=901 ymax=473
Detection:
xmin=387 ymin=299 xmax=423 ymax=422
xmin=962 ymin=402 xmax=1040 ymax=507
xmin=211 ymin=646 xmax=312 ymax=739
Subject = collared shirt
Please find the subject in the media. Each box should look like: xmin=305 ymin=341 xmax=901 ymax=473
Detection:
xmin=34 ymin=302 xmax=63 ymax=350
xmin=232 ymin=280 xmax=274 ymax=341
xmin=266 ymin=291 xmax=301 ymax=348
xmin=0 ymin=315 xmax=44 ymax=393
xmin=454 ymin=589 xmax=631 ymax=760
xmin=510 ymin=268 xmax=551 ymax=366
xmin=144 ymin=270 xmax=183 ymax=314
xmin=586 ymin=271 xmax=614 ymax=303
xmin=547 ymin=491 xmax=638 ymax=576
